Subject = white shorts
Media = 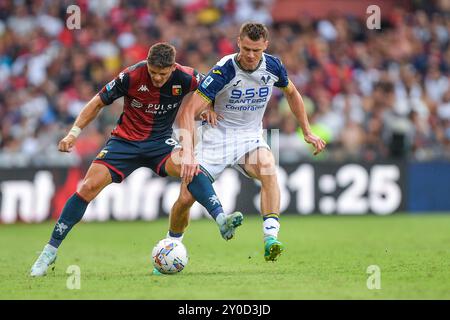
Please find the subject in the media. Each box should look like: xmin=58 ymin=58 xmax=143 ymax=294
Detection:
xmin=194 ymin=126 xmax=270 ymax=181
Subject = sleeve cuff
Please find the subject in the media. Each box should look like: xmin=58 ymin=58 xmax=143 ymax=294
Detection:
xmin=195 ymin=89 xmax=212 ymax=103
xmin=98 ymin=92 xmax=111 ymax=105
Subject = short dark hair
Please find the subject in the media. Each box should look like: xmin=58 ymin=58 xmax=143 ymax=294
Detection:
xmin=239 ymin=22 xmax=269 ymax=41
xmin=147 ymin=43 xmax=176 ymax=68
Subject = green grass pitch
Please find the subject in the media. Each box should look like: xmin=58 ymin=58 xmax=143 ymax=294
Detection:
xmin=1 ymin=214 xmax=449 ymax=299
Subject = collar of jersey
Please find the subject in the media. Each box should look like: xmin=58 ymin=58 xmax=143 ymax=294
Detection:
xmin=234 ymin=54 xmax=264 ymax=73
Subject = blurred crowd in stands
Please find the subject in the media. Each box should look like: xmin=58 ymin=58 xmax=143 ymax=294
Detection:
xmin=0 ymin=0 xmax=449 ymax=166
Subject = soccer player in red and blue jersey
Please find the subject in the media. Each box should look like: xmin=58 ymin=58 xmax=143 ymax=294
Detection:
xmin=30 ymin=43 xmax=243 ymax=277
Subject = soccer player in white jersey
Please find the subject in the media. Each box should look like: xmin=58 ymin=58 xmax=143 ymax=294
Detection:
xmin=170 ymin=22 xmax=326 ymax=261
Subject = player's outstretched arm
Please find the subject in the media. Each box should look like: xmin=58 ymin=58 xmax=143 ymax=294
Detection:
xmin=176 ymin=91 xmax=212 ymax=183
xmin=283 ymin=80 xmax=326 ymax=155
xmin=58 ymin=95 xmax=106 ymax=153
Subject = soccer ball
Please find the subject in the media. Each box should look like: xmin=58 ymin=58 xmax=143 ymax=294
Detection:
xmin=151 ymin=238 xmax=188 ymax=274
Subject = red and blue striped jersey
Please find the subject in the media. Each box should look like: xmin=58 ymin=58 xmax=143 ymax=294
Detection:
xmin=98 ymin=61 xmax=201 ymax=141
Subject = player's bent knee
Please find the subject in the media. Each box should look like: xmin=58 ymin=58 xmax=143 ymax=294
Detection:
xmin=257 ymin=167 xmax=278 ymax=185
xmin=254 ymin=151 xmax=276 ymax=176
xmin=254 ymin=161 xmax=277 ymax=179
xmin=164 ymin=152 xmax=182 ymax=177
xmin=77 ymin=180 xmax=104 ymax=201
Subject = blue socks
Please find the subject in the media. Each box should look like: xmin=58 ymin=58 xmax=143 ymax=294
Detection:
xmin=49 ymin=193 xmax=89 ymax=248
xmin=167 ymin=230 xmax=184 ymax=242
xmin=49 ymin=172 xmax=223 ymax=248
xmin=187 ymin=171 xmax=224 ymax=220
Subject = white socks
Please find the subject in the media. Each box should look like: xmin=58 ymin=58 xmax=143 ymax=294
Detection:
xmin=263 ymin=216 xmax=280 ymax=240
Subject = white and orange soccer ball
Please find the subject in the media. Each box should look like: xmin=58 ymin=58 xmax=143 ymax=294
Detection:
xmin=151 ymin=238 xmax=189 ymax=274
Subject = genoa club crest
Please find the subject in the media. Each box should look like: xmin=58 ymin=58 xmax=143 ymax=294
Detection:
xmin=172 ymin=85 xmax=182 ymax=96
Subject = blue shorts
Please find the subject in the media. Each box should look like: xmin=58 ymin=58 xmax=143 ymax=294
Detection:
xmin=93 ymin=136 xmax=179 ymax=183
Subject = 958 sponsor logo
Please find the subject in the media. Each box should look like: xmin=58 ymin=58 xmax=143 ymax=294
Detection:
xmin=229 ymin=87 xmax=270 ymax=104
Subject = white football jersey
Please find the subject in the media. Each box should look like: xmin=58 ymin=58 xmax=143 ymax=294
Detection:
xmin=197 ymin=53 xmax=289 ymax=138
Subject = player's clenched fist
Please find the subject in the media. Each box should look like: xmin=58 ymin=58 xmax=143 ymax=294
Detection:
xmin=58 ymin=134 xmax=77 ymax=152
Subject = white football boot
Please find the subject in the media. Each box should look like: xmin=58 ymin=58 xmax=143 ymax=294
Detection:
xmin=30 ymin=244 xmax=57 ymax=277
xmin=216 ymin=211 xmax=244 ymax=240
